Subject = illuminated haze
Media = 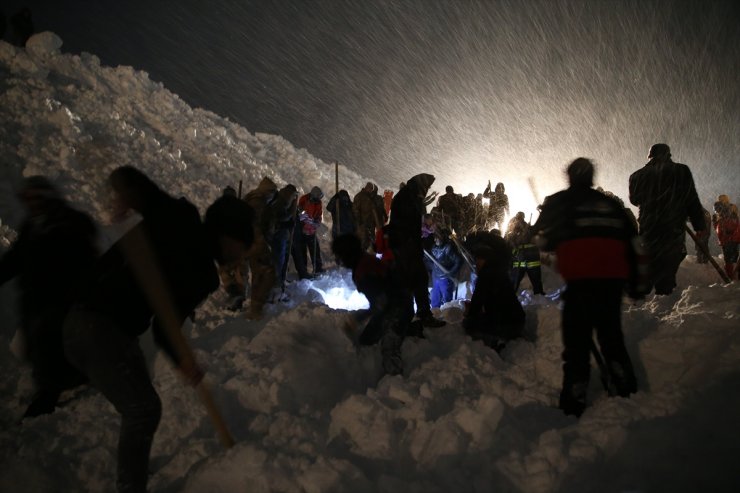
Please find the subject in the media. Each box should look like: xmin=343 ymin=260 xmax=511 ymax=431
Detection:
xmin=7 ymin=0 xmax=740 ymax=215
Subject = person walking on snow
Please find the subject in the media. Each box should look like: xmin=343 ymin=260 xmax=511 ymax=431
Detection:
xmin=332 ymin=234 xmax=413 ymax=375
xmin=534 ymin=158 xmax=644 ymax=417
xmin=628 ymin=143 xmax=705 ymax=295
xmin=388 ymin=173 xmax=446 ymax=328
xmin=0 ymin=176 xmax=98 ymax=418
xmin=62 ymin=167 xmax=255 ymax=493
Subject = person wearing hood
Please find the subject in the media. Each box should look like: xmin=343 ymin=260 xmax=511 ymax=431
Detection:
xmin=629 ymin=144 xmax=705 ymax=295
xmin=0 ymin=176 xmax=98 ymax=418
xmin=297 ymin=186 xmax=325 ymax=275
xmin=353 ymin=182 xmax=381 ymax=251
xmin=326 ymin=189 xmax=355 ymax=239
xmin=389 ymin=173 xmax=446 ymax=328
xmin=534 ymin=158 xmax=643 ymax=417
xmin=241 ymin=177 xmax=279 ymax=318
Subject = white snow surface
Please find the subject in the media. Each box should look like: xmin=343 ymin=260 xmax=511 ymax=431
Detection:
xmin=1 ymin=34 xmax=739 ymax=493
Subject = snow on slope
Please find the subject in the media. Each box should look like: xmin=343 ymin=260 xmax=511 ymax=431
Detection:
xmin=0 ymin=32 xmax=369 ymax=231
xmin=1 ymin=33 xmax=739 ymax=493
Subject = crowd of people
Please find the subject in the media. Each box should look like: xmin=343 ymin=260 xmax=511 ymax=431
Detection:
xmin=1 ymin=143 xmax=737 ymax=492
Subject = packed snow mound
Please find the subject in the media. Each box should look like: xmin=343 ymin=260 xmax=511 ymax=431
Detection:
xmin=0 ymin=33 xmax=368 ymax=229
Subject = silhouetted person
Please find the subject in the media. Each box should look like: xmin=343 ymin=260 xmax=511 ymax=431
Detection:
xmin=534 ymin=158 xmax=643 ymax=417
xmin=332 ymin=234 xmax=413 ymax=375
xmin=353 ymin=182 xmax=381 ymax=251
xmin=389 ymin=173 xmax=445 ymax=328
xmin=9 ymin=7 xmax=33 ymax=47
xmin=484 ymin=181 xmax=510 ymax=232
xmin=62 ymin=167 xmax=253 ymax=493
xmin=326 ymin=189 xmax=355 ymax=239
xmin=436 ymin=185 xmax=462 ymax=233
xmin=270 ymin=184 xmax=299 ymax=290
xmin=629 ymin=144 xmax=705 ymax=294
xmin=243 ymin=177 xmax=278 ymax=318
xmin=463 ymin=244 xmax=525 ymax=352
xmin=0 ymin=176 xmax=98 ymax=418
xmin=505 ymin=212 xmax=544 ymax=295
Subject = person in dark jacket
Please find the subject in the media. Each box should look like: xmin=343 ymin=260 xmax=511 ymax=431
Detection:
xmin=628 ymin=144 xmax=705 ymax=295
xmin=352 ymin=182 xmax=387 ymax=251
xmin=332 ymin=234 xmax=413 ymax=375
xmin=270 ymin=184 xmax=299 ymax=290
xmin=484 ymin=181 xmax=510 ymax=232
xmin=0 ymin=176 xmax=98 ymax=418
xmin=505 ymin=212 xmax=544 ymax=295
xmin=428 ymin=230 xmax=463 ymax=308
xmin=436 ymin=185 xmax=462 ymax=233
xmin=463 ymin=244 xmax=525 ymax=351
xmin=389 ymin=173 xmax=445 ymax=328
xmin=62 ymin=166 xmax=253 ymax=493
xmin=326 ymin=189 xmax=355 ymax=239
xmin=242 ymin=177 xmax=278 ymax=318
xmin=534 ymin=158 xmax=643 ymax=417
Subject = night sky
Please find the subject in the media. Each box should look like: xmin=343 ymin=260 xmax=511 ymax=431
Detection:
xmin=3 ymin=0 xmax=739 ymax=208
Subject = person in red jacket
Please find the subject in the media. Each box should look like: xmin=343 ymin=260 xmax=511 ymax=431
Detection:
xmin=297 ymin=186 xmax=325 ymax=275
xmin=533 ymin=158 xmax=644 ymax=417
xmin=712 ymin=195 xmax=740 ymax=280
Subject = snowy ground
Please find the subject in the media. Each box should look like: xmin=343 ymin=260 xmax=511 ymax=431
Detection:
xmin=1 ymin=34 xmax=739 ymax=493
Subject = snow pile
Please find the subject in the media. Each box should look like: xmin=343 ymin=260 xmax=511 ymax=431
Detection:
xmin=1 ymin=34 xmax=739 ymax=493
xmin=0 ymin=33 xmax=368 ymax=231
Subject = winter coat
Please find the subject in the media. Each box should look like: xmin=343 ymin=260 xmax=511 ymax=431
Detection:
xmin=713 ymin=212 xmax=740 ymax=245
xmin=353 ymin=188 xmax=379 ymax=229
xmin=270 ymin=185 xmax=298 ymax=232
xmin=628 ymin=158 xmax=705 ymax=251
xmin=0 ymin=202 xmax=98 ymax=323
xmin=429 ymin=241 xmax=463 ymax=281
xmin=76 ymin=194 xmax=219 ymax=364
xmin=244 ymin=177 xmax=278 ymax=240
xmin=534 ymin=186 xmax=642 ymax=284
xmin=465 ymin=262 xmax=525 ymax=338
xmin=326 ymin=190 xmax=355 ymax=237
xmin=388 ymin=174 xmax=434 ymax=250
xmin=437 ymin=191 xmax=461 ymax=229
xmin=298 ymin=193 xmax=322 ymax=236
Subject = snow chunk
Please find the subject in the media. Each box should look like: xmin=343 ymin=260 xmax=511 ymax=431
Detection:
xmin=25 ymin=32 xmax=63 ymax=59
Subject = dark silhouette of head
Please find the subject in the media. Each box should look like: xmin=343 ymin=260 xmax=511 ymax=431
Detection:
xmin=331 ymin=233 xmax=364 ymax=269
xmin=108 ymin=166 xmax=164 ymax=215
xmin=648 ymin=143 xmax=671 ymax=161
xmin=566 ymin=158 xmax=594 ymax=188
xmin=204 ymin=195 xmax=255 ymax=264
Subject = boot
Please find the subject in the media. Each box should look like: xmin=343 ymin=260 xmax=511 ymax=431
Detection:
xmin=725 ymin=263 xmax=735 ymax=281
xmin=418 ymin=312 xmax=446 ymax=328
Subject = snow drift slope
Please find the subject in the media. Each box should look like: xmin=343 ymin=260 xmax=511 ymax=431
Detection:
xmin=0 ymin=32 xmax=368 ymax=231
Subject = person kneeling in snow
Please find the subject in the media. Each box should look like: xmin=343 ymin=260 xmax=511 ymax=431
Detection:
xmin=332 ymin=234 xmax=414 ymax=376
xmin=463 ymin=242 xmax=525 ymax=352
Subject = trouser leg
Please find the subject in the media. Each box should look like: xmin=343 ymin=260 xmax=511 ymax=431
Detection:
xmin=63 ymin=309 xmax=161 ymax=493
